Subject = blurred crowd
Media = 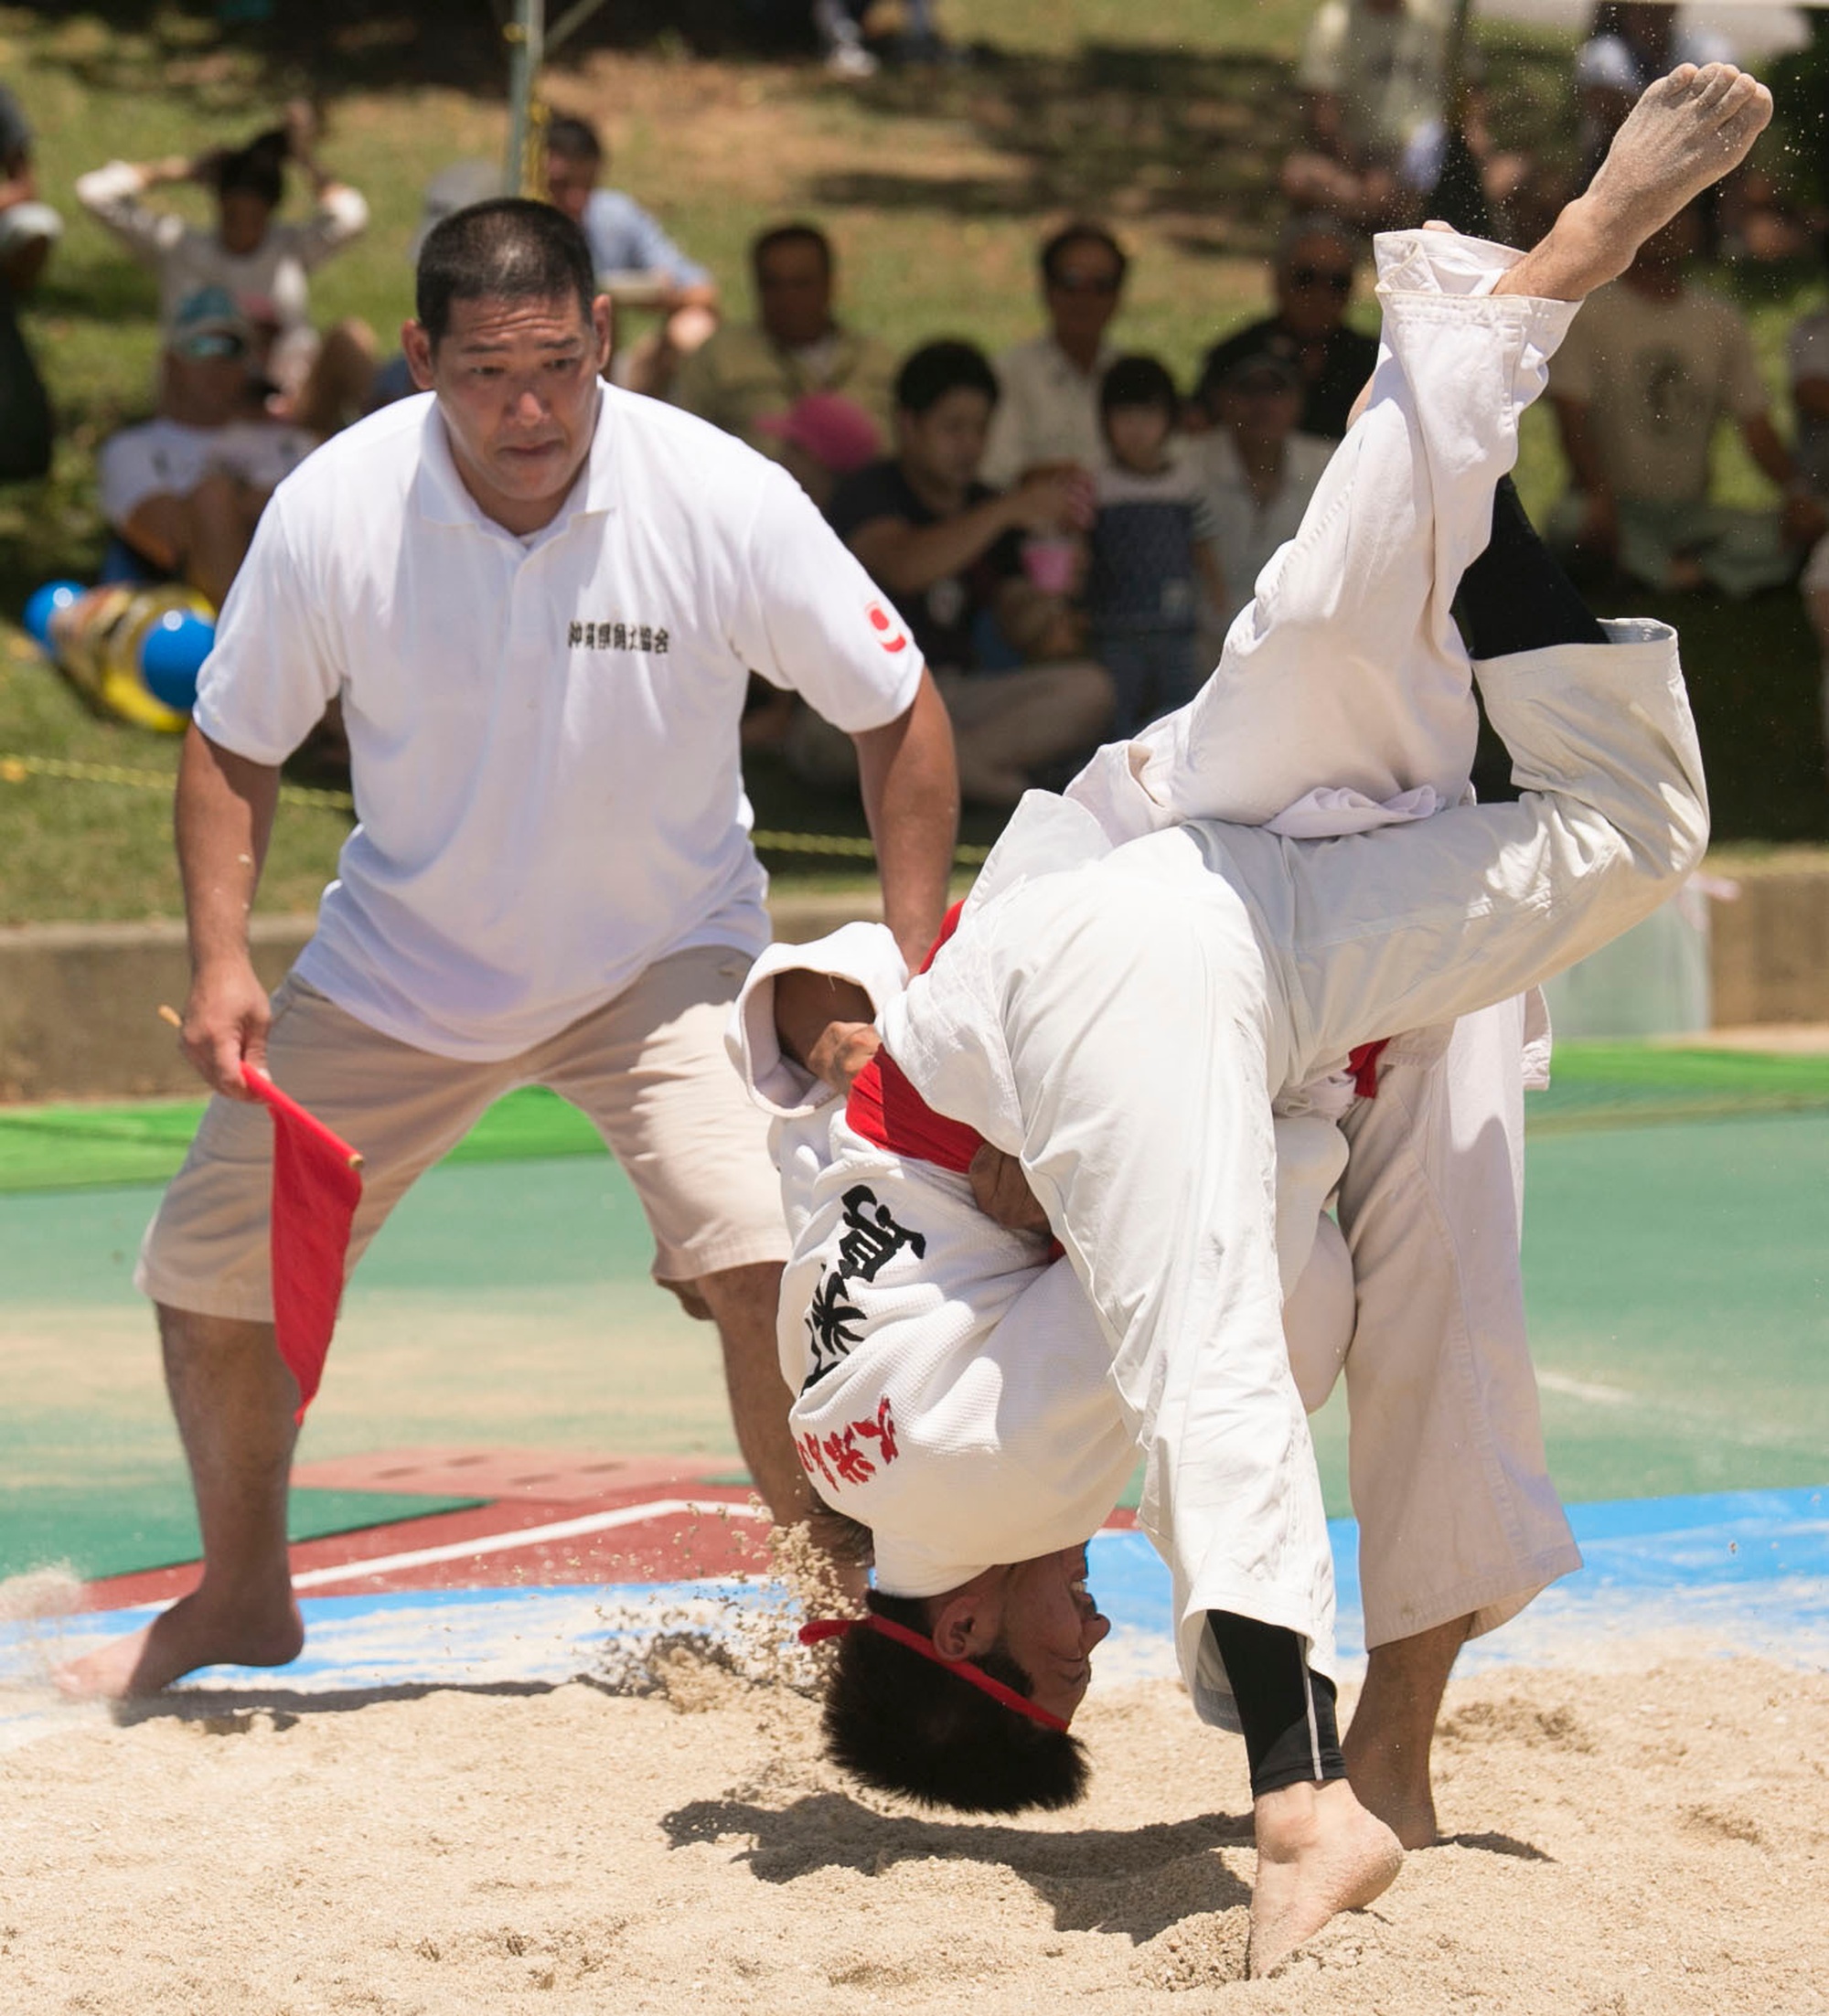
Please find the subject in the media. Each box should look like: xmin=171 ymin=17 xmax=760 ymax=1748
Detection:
xmin=4 ymin=0 xmax=1829 ymax=797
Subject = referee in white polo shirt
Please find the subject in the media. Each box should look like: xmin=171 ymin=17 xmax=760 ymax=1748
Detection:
xmin=62 ymin=198 xmax=958 ymax=1701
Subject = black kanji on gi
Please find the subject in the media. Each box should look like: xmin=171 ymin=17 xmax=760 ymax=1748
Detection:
xmin=804 ymin=1269 xmax=867 ymax=1388
xmin=836 ymin=1185 xmax=927 ymax=1283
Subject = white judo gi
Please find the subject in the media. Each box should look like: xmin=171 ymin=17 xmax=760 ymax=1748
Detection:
xmin=1064 ymin=226 xmax=1588 ymax=1648
xmin=733 ymin=229 xmax=1707 ymax=1726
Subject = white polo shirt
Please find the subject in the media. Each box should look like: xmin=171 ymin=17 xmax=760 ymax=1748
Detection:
xmin=194 ymin=387 xmax=925 ymax=1059
xmin=979 ymin=333 xmax=1116 ymax=489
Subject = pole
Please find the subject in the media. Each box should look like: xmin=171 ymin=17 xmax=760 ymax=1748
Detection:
xmin=1429 ymin=0 xmax=1489 ymax=238
xmin=1445 ymin=0 xmax=1473 ymax=127
xmin=503 ymin=0 xmax=546 ymax=197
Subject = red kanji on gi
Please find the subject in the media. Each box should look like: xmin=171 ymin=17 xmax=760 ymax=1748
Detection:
xmin=797 ymin=1432 xmax=836 ymax=1489
xmin=824 ymin=1425 xmax=875 ymax=1486
xmin=854 ymin=1395 xmax=898 ymax=1464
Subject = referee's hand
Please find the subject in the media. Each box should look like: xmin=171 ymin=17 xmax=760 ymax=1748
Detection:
xmin=179 ymin=960 xmax=273 ymax=1102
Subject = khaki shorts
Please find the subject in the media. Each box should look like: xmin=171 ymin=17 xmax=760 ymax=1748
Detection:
xmin=136 ymin=943 xmax=788 ymax=1323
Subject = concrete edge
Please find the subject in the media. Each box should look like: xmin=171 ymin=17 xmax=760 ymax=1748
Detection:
xmin=5 ymin=872 xmax=1828 ymax=1104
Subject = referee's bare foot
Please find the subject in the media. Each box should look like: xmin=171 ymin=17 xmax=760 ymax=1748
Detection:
xmin=1247 ymin=1778 xmax=1404 ymax=1979
xmin=1497 ymin=63 xmax=1771 ymax=303
xmin=54 ymin=1585 xmax=305 ymax=1701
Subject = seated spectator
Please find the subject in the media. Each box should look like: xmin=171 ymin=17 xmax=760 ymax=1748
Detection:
xmin=1084 ymin=355 xmax=1226 ymax=736
xmin=1185 ymin=347 xmax=1334 ymax=659
xmin=0 ymin=80 xmax=57 ymax=482
xmin=1792 ymin=249 xmax=1829 ymax=507
xmin=1197 ymin=216 xmax=1376 ymax=444
xmin=672 ymin=221 xmax=895 ymax=478
xmin=540 ymin=113 xmax=718 ymax=400
xmin=1806 ymin=531 xmax=1829 ymax=773
xmin=98 ymin=287 xmax=316 ymax=609
xmin=1575 ymin=5 xmax=1733 ymax=187
xmin=1792 ymin=248 xmax=1829 ymax=768
xmin=788 ymin=338 xmax=1111 ymax=806
xmin=76 ymin=102 xmax=374 ymax=434
xmin=1547 ymin=203 xmax=1826 ymax=598
xmin=979 ymin=221 xmax=1127 ymax=488
xmin=754 ymin=389 xmax=883 ymax=510
xmin=1574 ymin=5 xmax=1802 ymax=261
xmin=1282 ymin=0 xmax=1520 ymax=231
xmin=811 ymin=0 xmax=951 ymax=76
xmin=0 ymin=80 xmax=60 ymax=297
xmin=1715 ymin=161 xmax=1820 ymax=267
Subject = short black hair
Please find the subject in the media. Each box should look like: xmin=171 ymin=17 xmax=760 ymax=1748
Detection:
xmin=753 ymin=221 xmax=833 ymax=280
xmin=818 ymin=1590 xmax=1090 ymax=1815
xmin=216 ymin=130 xmax=287 ymax=211
xmin=1040 ymin=219 xmax=1128 ymax=290
xmin=545 ymin=114 xmax=604 ymax=164
xmin=895 ymin=339 xmax=1000 ymax=417
xmin=1274 ymin=210 xmax=1358 ymax=274
xmin=1099 ymin=353 xmax=1178 ymax=419
xmin=415 ymin=198 xmax=596 ymax=347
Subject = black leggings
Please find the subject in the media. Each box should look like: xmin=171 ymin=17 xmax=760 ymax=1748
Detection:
xmin=1455 ymin=475 xmax=1608 ymax=660
xmin=1206 ymin=1610 xmax=1348 ymax=1798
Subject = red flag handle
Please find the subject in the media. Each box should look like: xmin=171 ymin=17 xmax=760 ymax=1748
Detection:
xmin=243 ymin=1069 xmax=364 ymax=1169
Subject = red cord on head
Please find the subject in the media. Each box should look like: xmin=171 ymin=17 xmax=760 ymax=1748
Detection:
xmin=798 ymin=1615 xmax=1070 ymax=1732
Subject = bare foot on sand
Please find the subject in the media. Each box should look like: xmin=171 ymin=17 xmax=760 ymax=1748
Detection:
xmin=1342 ymin=1729 xmax=1439 ymax=1851
xmin=1247 ymin=1778 xmax=1405 ymax=1979
xmin=1498 ymin=62 xmax=1772 ymax=303
xmin=55 ymin=1584 xmax=304 ymax=1701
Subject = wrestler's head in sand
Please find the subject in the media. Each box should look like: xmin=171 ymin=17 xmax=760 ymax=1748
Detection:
xmin=816 ymin=1544 xmax=1108 ymax=1813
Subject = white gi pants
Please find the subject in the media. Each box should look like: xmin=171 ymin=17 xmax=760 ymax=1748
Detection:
xmin=1338 ymin=1001 xmax=1577 ymax=1647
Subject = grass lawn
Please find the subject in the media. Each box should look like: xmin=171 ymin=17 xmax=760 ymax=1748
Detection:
xmin=1 ymin=1 xmax=1825 ymax=926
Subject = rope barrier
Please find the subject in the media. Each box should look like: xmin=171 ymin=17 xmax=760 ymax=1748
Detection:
xmin=0 ymin=751 xmax=993 ymax=868
xmin=0 ymin=750 xmax=355 ymax=812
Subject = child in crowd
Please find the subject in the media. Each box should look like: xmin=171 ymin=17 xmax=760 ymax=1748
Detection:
xmin=1085 ymin=355 xmax=1227 ymax=735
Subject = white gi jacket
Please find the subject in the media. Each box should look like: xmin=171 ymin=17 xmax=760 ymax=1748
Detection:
xmin=731 ymin=229 xmax=1706 ymax=1725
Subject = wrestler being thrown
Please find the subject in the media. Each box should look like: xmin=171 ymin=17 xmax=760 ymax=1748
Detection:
xmin=736 ymin=66 xmax=1765 ymax=1979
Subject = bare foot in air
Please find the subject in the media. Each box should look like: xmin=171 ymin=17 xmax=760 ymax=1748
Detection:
xmin=1498 ymin=63 xmax=1772 ymax=303
xmin=1247 ymin=1777 xmax=1405 ymax=1979
xmin=54 ymin=1584 xmax=305 ymax=1701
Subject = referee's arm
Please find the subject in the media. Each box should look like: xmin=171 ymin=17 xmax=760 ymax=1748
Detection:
xmin=172 ymin=723 xmax=282 ymax=1103
xmin=853 ymin=666 xmax=957 ymax=971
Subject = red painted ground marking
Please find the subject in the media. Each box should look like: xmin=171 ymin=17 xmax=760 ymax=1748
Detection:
xmin=78 ymin=1450 xmax=1140 ymax=1615
xmin=82 ymin=1480 xmax=767 ymax=1613
xmin=291 ymin=1447 xmax=733 ymax=1503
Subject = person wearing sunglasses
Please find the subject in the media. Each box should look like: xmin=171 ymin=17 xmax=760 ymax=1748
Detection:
xmin=979 ymin=220 xmax=1128 ymax=490
xmin=1198 ymin=215 xmax=1379 ymax=445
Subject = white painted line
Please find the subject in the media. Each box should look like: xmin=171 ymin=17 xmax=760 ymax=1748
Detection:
xmin=290 ymin=1497 xmax=768 ymax=1591
xmin=1538 ymin=1371 xmax=1634 ymax=1406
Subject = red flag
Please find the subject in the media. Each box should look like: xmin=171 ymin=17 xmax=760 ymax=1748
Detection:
xmin=244 ymin=1070 xmax=363 ymax=1424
